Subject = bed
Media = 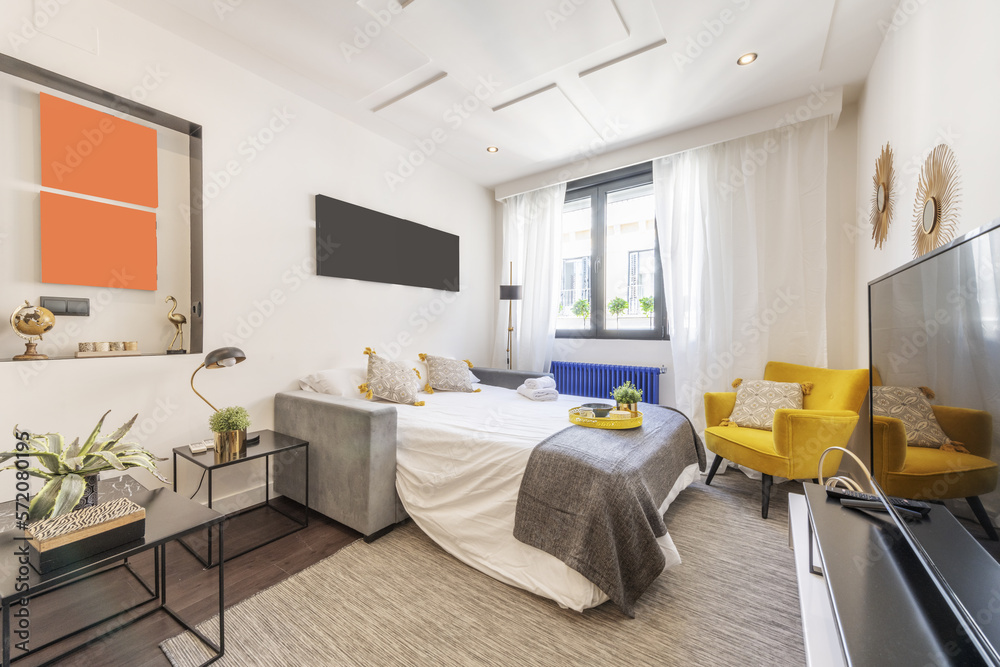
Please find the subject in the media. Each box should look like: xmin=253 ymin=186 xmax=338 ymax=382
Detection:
xmin=273 ymin=368 xmax=704 ymax=614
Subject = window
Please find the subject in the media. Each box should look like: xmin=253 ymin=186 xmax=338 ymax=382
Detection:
xmin=560 ymin=256 xmax=590 ymax=311
xmin=555 ymin=164 xmax=666 ymax=339
xmin=627 ymin=249 xmax=655 ymax=314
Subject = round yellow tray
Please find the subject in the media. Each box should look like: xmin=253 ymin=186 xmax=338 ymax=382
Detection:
xmin=568 ymin=407 xmax=643 ymax=430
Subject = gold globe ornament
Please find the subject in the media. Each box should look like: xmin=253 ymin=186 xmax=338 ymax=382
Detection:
xmin=10 ymin=300 xmax=55 ymax=361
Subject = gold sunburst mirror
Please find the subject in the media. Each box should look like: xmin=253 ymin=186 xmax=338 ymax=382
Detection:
xmin=870 ymin=143 xmax=895 ymax=249
xmin=912 ymin=143 xmax=961 ymax=257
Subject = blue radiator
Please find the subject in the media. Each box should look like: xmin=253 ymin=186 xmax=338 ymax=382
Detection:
xmin=550 ymin=361 xmax=661 ymax=404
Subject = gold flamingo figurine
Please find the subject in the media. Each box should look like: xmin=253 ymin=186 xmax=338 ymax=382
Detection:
xmin=165 ymin=296 xmax=187 ymax=352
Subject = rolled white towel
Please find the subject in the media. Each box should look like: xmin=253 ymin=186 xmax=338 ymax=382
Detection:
xmin=517 ymin=384 xmax=559 ymax=401
xmin=524 ymin=376 xmax=556 ymax=390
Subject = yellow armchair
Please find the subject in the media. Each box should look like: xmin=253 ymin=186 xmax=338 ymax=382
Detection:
xmin=704 ymin=361 xmax=869 ymax=518
xmin=872 ymin=405 xmax=997 ymax=540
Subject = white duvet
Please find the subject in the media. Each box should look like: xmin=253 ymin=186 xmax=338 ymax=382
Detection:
xmin=393 ymin=384 xmax=700 ymax=612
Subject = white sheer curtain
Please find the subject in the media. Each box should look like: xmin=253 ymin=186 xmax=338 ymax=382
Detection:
xmin=493 ymin=183 xmax=566 ymax=372
xmin=653 ymin=117 xmax=830 ymax=438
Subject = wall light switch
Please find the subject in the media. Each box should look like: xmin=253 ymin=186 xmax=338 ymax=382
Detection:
xmin=39 ymin=296 xmax=90 ymax=316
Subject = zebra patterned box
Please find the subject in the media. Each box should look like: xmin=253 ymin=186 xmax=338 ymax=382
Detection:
xmin=26 ymin=497 xmax=146 ymax=574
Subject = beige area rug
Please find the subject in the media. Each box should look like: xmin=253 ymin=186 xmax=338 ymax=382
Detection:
xmin=162 ymin=474 xmax=806 ymax=666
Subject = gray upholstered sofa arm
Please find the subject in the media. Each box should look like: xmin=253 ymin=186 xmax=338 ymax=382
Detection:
xmin=474 ymin=368 xmax=553 ymax=390
xmin=273 ymin=391 xmax=403 ymax=537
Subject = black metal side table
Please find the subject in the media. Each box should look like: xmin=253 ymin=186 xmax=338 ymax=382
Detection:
xmin=173 ymin=430 xmax=308 ymax=567
xmin=0 ymin=476 xmax=224 ymax=666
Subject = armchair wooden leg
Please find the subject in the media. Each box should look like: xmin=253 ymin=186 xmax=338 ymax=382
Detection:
xmin=761 ymin=474 xmax=773 ymax=519
xmin=966 ymin=496 xmax=999 ymax=541
xmin=705 ymin=455 xmax=724 ymax=486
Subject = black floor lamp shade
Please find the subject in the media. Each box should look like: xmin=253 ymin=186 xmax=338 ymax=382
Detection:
xmin=500 ymin=285 xmax=522 ymax=301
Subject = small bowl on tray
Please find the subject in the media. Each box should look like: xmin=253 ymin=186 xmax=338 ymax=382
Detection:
xmin=580 ymin=403 xmax=615 ymax=418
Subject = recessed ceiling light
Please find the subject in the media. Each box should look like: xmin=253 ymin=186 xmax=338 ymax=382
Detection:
xmin=737 ymin=53 xmax=757 ymax=66
xmin=486 ymin=146 xmax=499 ymax=153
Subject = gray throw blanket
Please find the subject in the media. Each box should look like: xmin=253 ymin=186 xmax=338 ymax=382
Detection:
xmin=513 ymin=405 xmax=705 ymax=617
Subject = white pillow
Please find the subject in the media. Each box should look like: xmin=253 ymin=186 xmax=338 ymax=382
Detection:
xmin=405 ymin=359 xmax=429 ymax=385
xmin=299 ymin=367 xmax=367 ymax=397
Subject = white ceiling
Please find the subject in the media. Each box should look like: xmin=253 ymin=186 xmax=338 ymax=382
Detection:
xmin=111 ymin=0 xmax=898 ymax=189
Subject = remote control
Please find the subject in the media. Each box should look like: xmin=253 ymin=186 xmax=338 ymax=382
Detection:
xmin=825 ymin=485 xmax=931 ymax=516
xmin=839 ymin=498 xmax=926 ymax=518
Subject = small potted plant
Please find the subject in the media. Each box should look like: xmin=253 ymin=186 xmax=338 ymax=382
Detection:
xmin=208 ymin=406 xmax=251 ymax=460
xmin=611 ymin=381 xmax=643 ymax=417
xmin=0 ymin=411 xmax=168 ymax=521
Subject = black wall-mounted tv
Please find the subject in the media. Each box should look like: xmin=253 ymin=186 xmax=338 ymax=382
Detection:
xmin=315 ymin=194 xmax=459 ymax=292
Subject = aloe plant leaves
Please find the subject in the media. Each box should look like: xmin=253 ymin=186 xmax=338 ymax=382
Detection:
xmin=50 ymin=473 xmax=86 ymax=518
xmin=28 ymin=475 xmax=64 ymax=521
xmin=94 ymin=414 xmax=139 ymax=452
xmin=78 ymin=410 xmax=111 ymax=457
xmin=16 ymin=412 xmax=169 ymax=517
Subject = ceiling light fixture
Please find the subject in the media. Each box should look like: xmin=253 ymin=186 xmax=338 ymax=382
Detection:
xmin=486 ymin=146 xmax=499 ymax=153
xmin=737 ymin=52 xmax=758 ymax=66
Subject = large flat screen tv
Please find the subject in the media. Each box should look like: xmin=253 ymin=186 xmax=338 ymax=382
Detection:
xmin=315 ymin=194 xmax=460 ymax=292
xmin=869 ymin=217 xmax=1000 ymax=662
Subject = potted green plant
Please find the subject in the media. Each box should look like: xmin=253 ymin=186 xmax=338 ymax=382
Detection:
xmin=608 ymin=297 xmax=628 ymax=329
xmin=640 ymin=296 xmax=654 ymax=328
xmin=209 ymin=406 xmax=251 ymax=460
xmin=1 ymin=411 xmax=168 ymax=521
xmin=611 ymin=381 xmax=643 ymax=417
xmin=572 ymin=299 xmax=590 ymax=327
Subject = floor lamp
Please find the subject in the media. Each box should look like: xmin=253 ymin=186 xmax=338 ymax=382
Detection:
xmin=500 ymin=261 xmax=522 ymax=370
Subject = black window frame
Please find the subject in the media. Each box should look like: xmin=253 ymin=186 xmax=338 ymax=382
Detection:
xmin=556 ymin=163 xmax=668 ymax=340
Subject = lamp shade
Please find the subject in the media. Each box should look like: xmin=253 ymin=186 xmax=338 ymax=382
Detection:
xmin=204 ymin=346 xmax=246 ymax=369
xmin=500 ymin=285 xmax=522 ymax=301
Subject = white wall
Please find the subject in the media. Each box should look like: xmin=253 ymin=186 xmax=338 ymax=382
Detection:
xmin=0 ymin=0 xmax=494 ymax=502
xmin=854 ymin=0 xmax=1000 ymax=365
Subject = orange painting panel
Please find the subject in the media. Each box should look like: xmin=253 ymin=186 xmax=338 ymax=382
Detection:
xmin=40 ymin=93 xmax=158 ymax=208
xmin=41 ymin=192 xmax=157 ymax=291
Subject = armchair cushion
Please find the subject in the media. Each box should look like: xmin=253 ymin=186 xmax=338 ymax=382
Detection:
xmin=729 ymin=379 xmax=803 ymax=430
xmin=872 ymin=386 xmax=951 ymax=448
xmin=704 ymin=425 xmax=787 ymax=477
xmin=881 ymin=446 xmax=998 ymax=500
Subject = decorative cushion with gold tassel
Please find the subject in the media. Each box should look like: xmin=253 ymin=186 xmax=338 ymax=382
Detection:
xmin=727 ymin=378 xmax=805 ymax=431
xmin=871 ymin=385 xmax=956 ymax=448
xmin=359 ymin=348 xmax=424 ymax=406
xmin=419 ymin=353 xmax=481 ymax=393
